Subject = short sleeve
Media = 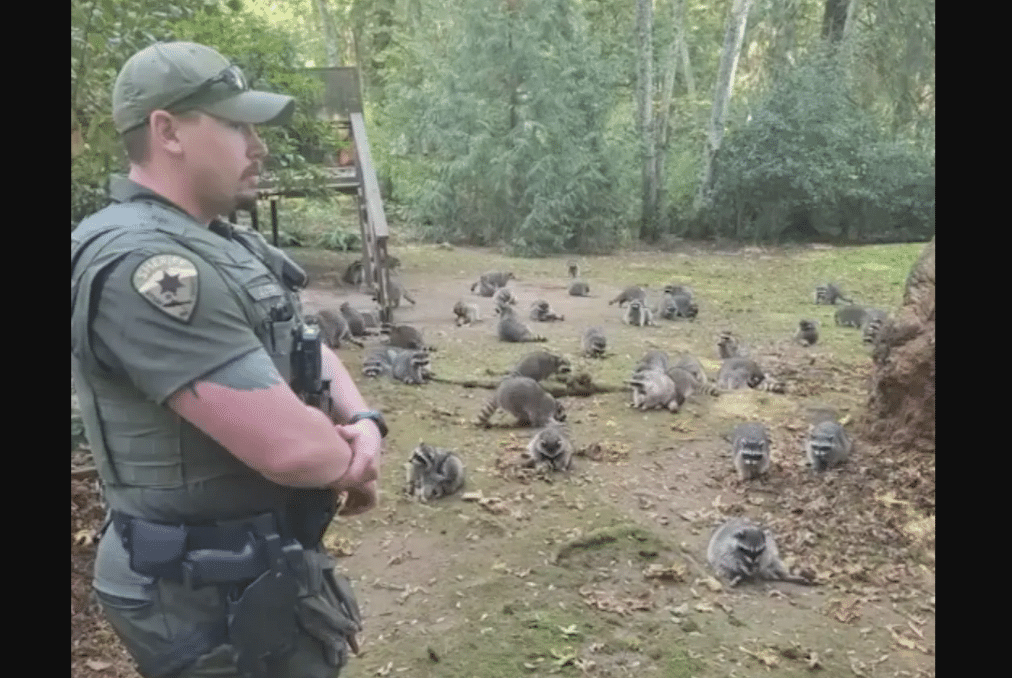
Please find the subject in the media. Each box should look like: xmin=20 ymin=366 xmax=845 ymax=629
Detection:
xmin=89 ymin=246 xmax=266 ymax=405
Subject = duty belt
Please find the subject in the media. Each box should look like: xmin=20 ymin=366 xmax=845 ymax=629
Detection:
xmin=111 ymin=509 xmax=304 ymax=589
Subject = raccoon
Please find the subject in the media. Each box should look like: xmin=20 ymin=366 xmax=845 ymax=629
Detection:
xmin=608 ymin=285 xmax=647 ymax=307
xmin=567 ymin=260 xmax=580 ymax=279
xmin=672 ymin=354 xmax=708 ymax=385
xmin=472 ymin=271 xmax=515 ymax=294
xmin=795 ymin=319 xmax=819 ymax=346
xmin=529 ymin=300 xmax=565 ymax=322
xmin=485 ymin=271 xmax=517 ymax=288
xmin=382 ymin=323 xmax=433 ymax=352
xmin=568 ymin=281 xmax=590 ymax=297
xmin=342 ymin=257 xmax=401 ymax=288
xmin=623 ymin=299 xmax=654 ymax=327
xmin=472 ymin=277 xmax=498 ymax=297
xmin=716 ymin=357 xmax=784 ymax=393
xmin=510 ymin=351 xmax=573 ymax=382
xmin=862 ymin=315 xmax=885 ymax=345
xmin=730 ymin=423 xmax=771 ymax=481
xmin=390 ymin=349 xmax=433 ymax=385
xmin=717 ymin=331 xmax=740 ymax=359
xmin=362 ymin=347 xmax=397 ymax=378
xmin=834 ymin=304 xmax=867 ymax=328
xmin=628 ymin=369 xmax=679 ymax=412
xmin=494 ymin=286 xmax=518 ymax=307
xmin=453 ymin=301 xmax=481 ymax=326
xmin=707 ymin=518 xmax=815 ymax=587
xmin=524 ymin=423 xmax=574 ymax=472
xmin=339 ymin=302 xmax=369 ymax=337
xmin=582 ymin=326 xmax=607 ymax=358
xmin=496 ymin=304 xmax=548 ymax=343
xmin=659 ymin=293 xmax=698 ymax=320
xmin=806 ymin=420 xmax=853 ymax=473
xmin=632 ymin=349 xmax=670 ymax=377
xmin=663 ymin=284 xmax=695 ymax=300
xmin=476 ymin=376 xmax=566 ymax=428
xmin=311 ymin=309 xmax=364 ymax=348
xmin=341 ymin=260 xmax=364 ymax=287
xmin=405 ymin=443 xmax=465 ymax=502
xmin=664 ymin=366 xmax=720 ymax=410
xmin=372 ymin=279 xmax=416 ymax=308
xmin=814 ymin=283 xmax=853 ymax=305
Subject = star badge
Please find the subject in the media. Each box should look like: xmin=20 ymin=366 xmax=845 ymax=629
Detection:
xmin=132 ymin=254 xmax=199 ymax=322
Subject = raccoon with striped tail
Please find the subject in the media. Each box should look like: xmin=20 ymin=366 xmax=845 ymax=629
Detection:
xmin=861 ymin=308 xmax=889 ymax=345
xmin=814 ymin=283 xmax=853 ymax=305
xmin=523 ymin=422 xmax=575 ymax=472
xmin=608 ymin=285 xmax=647 ymax=307
xmin=509 ymin=351 xmax=572 ymax=382
xmin=529 ymin=299 xmax=565 ymax=322
xmin=405 ymin=443 xmax=465 ymax=502
xmin=453 ymin=300 xmax=481 ymax=326
xmin=794 ymin=319 xmax=819 ymax=347
xmin=806 ymin=420 xmax=853 ymax=473
xmin=716 ymin=357 xmax=785 ymax=393
xmin=707 ymin=518 xmax=816 ymax=587
xmin=496 ymin=303 xmax=548 ymax=343
xmin=475 ymin=376 xmax=566 ymax=428
xmin=622 ymin=299 xmax=655 ymax=327
xmin=309 ymin=309 xmax=364 ymax=349
xmin=581 ymin=326 xmax=607 ymax=358
xmin=729 ymin=423 xmax=771 ymax=481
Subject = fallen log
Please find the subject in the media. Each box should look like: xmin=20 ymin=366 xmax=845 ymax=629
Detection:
xmin=428 ymin=372 xmax=626 ymax=397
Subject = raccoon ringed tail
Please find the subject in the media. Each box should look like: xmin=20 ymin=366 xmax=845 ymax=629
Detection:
xmin=475 ymin=397 xmax=499 ymax=427
xmin=753 ymin=379 xmax=786 ymax=394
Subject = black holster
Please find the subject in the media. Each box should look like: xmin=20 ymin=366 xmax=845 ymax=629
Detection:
xmin=226 ymin=533 xmax=302 ymax=678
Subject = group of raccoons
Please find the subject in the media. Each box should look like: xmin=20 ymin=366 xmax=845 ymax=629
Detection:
xmin=306 ymin=257 xmax=888 ymax=589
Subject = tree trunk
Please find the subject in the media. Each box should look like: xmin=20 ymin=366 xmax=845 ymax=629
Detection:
xmin=677 ymin=0 xmax=695 ymax=98
xmin=315 ymin=0 xmax=342 ymax=66
xmin=770 ymin=0 xmax=799 ymax=80
xmin=655 ymin=0 xmax=686 ymax=236
xmin=636 ymin=0 xmax=657 ymax=241
xmin=693 ymin=0 xmax=755 ymax=215
xmin=821 ymin=0 xmax=849 ymax=44
xmin=861 ymin=237 xmax=935 ymax=454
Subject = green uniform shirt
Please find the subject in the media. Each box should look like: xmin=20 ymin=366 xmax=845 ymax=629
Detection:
xmin=72 ymin=177 xmax=307 ymax=600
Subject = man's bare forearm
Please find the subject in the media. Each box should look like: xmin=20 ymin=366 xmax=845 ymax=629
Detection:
xmin=320 ymin=346 xmax=372 ymax=423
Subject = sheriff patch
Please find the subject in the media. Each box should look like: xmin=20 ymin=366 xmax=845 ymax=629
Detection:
xmin=132 ymin=255 xmax=199 ymax=322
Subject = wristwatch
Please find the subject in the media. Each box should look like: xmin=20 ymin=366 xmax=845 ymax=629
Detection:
xmin=348 ymin=411 xmax=388 ymax=439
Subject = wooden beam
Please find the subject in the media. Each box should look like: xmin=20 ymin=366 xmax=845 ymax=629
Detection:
xmin=349 ymin=112 xmax=389 ymax=238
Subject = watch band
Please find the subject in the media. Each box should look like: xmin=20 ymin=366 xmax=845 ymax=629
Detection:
xmin=349 ymin=411 xmax=388 ymax=439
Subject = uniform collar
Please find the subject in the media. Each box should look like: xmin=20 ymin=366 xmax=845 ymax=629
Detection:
xmin=107 ymin=174 xmax=234 ymax=239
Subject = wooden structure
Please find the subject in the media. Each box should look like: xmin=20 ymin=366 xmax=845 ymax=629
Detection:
xmin=231 ymin=67 xmax=396 ymax=322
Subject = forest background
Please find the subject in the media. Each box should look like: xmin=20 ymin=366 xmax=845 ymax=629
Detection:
xmin=70 ymin=0 xmax=935 ymax=256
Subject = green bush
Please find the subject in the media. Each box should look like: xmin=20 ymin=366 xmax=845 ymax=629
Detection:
xmin=696 ymin=51 xmax=934 ymax=243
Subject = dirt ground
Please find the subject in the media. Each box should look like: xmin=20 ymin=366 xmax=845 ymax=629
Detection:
xmin=71 ymin=243 xmax=935 ymax=678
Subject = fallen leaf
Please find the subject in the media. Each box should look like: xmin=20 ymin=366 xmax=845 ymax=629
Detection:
xmin=643 ymin=562 xmax=688 ymax=582
xmin=558 ymin=624 xmax=580 ymax=637
xmin=701 ymin=576 xmax=724 ymax=593
xmin=694 ymin=602 xmax=714 ymax=613
xmin=740 ymin=645 xmax=780 ymax=668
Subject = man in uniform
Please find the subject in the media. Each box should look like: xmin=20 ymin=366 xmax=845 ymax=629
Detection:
xmin=70 ymin=41 xmax=384 ymax=677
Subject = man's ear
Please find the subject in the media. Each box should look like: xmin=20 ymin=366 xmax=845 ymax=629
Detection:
xmin=149 ymin=110 xmax=187 ymax=157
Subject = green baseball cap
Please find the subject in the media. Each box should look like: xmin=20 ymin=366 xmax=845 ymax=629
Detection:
xmin=112 ymin=41 xmax=295 ymax=134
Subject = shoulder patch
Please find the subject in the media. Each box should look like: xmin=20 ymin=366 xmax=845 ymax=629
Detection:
xmin=132 ymin=254 xmax=199 ymax=323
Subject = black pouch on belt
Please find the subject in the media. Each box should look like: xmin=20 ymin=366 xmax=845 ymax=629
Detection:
xmin=295 ymin=551 xmax=364 ymax=667
xmin=226 ymin=533 xmax=300 ymax=678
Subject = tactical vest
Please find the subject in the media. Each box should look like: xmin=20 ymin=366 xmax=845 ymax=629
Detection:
xmin=71 ymin=197 xmax=312 ymax=524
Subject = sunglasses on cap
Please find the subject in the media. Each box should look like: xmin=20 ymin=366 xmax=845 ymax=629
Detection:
xmin=124 ymin=64 xmax=249 ymax=133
